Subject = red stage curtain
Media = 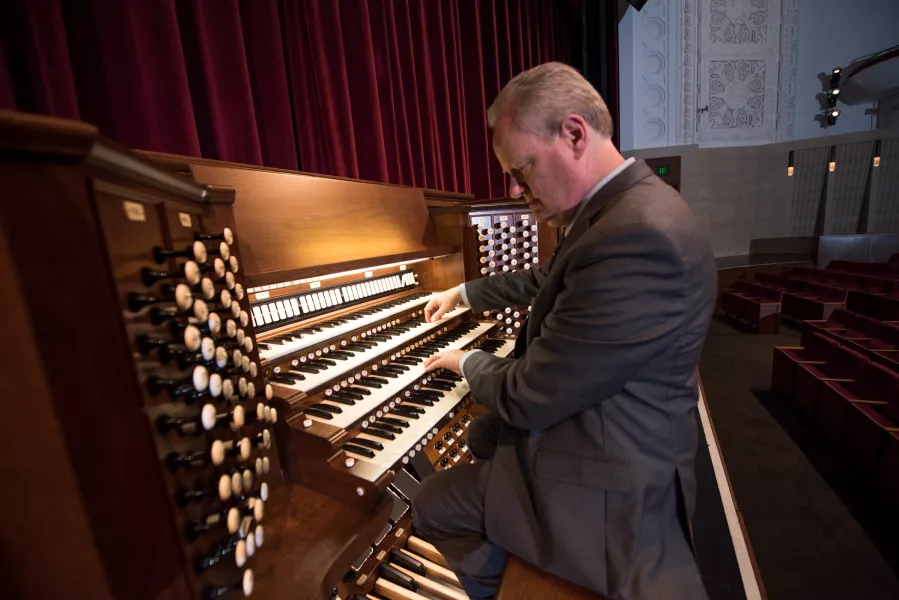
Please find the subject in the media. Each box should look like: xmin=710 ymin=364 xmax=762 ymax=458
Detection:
xmin=0 ymin=0 xmax=579 ymax=199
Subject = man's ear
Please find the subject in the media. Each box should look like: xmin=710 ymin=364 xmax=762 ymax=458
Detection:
xmin=560 ymin=115 xmax=588 ymax=159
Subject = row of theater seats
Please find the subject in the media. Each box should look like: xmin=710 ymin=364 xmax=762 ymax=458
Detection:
xmin=771 ymin=325 xmax=899 ymax=508
xmin=721 ymin=259 xmax=899 ymax=334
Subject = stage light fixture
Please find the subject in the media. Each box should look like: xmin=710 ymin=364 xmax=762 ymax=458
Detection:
xmin=788 ymin=150 xmax=795 ymax=176
xmin=825 ymin=108 xmax=841 ymax=126
xmin=830 ymin=67 xmax=842 ymax=89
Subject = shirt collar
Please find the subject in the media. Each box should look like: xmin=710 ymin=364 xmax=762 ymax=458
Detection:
xmin=562 ymin=157 xmax=636 ymax=237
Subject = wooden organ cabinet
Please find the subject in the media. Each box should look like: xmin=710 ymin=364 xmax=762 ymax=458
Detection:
xmin=1 ymin=110 xmax=565 ymax=600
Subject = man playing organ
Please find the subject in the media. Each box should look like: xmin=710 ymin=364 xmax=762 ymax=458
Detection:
xmin=417 ymin=62 xmax=716 ymax=600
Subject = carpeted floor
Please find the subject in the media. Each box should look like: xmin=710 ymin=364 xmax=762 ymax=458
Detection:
xmin=699 ymin=316 xmax=899 ymax=600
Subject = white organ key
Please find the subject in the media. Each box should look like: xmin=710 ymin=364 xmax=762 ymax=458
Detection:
xmin=276 ymin=301 xmax=287 ymax=320
xmin=257 ymin=294 xmax=431 ymax=364
xmin=343 ymin=356 xmax=493 ymax=480
xmin=305 ymin=318 xmax=491 ymax=429
xmin=311 ymin=294 xmax=321 ymax=311
xmin=300 ymin=296 xmax=310 ymax=313
xmin=330 ymin=289 xmax=340 ymax=304
xmin=260 ymin=304 xmax=272 ymax=324
xmin=281 ymin=306 xmax=471 ymax=396
xmin=252 ymin=306 xmax=264 ymax=325
xmin=290 ymin=298 xmax=301 ymax=315
xmin=284 ymin=301 xmax=295 ymax=317
xmin=266 ymin=303 xmax=279 ymax=322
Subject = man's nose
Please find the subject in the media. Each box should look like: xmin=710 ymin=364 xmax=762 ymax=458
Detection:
xmin=509 ymin=176 xmax=525 ymax=199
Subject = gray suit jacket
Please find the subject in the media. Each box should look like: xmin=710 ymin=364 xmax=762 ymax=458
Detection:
xmin=463 ymin=159 xmax=716 ymax=599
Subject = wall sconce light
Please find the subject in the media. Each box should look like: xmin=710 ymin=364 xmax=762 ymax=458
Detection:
xmin=788 ymin=150 xmax=795 ymax=176
xmin=828 ymin=146 xmax=837 ymax=172
xmin=874 ymin=139 xmax=882 ymax=167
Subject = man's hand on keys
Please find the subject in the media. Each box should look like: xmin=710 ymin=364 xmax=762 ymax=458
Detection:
xmin=424 ymin=286 xmax=462 ymax=323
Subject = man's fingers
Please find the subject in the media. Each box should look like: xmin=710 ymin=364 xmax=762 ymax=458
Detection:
xmin=423 ymin=354 xmax=442 ymax=371
xmin=424 ymin=298 xmax=439 ymax=322
xmin=429 ymin=304 xmax=448 ymax=323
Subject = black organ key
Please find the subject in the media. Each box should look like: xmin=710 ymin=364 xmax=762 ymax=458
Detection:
xmin=379 ymin=563 xmax=417 ymax=592
xmin=392 ymin=407 xmax=422 ymax=419
xmin=352 ymin=437 xmax=384 ymax=451
xmin=333 ymin=389 xmax=363 ymax=401
xmin=363 ymin=427 xmax=395 ymax=440
xmin=344 ymin=444 xmax=376 ymax=458
xmin=347 ymin=386 xmax=371 ymax=396
xmin=381 ymin=416 xmax=410 ymax=428
xmin=312 ymin=403 xmax=342 ymax=414
xmin=285 ymin=370 xmax=307 ymax=380
xmin=389 ymin=548 xmax=426 ymax=575
xmin=369 ymin=422 xmax=402 ymax=435
xmin=293 ymin=365 xmax=320 ymax=374
xmin=325 ymin=395 xmax=355 ymax=406
xmin=403 ymin=396 xmax=433 ymax=407
xmin=305 ymin=407 xmax=334 ymax=420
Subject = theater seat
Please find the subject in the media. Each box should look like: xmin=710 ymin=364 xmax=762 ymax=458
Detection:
xmin=771 ymin=333 xmax=840 ymax=401
xmin=497 ymin=555 xmax=609 ymax=600
xmin=876 ymin=432 xmax=899 ymax=508
xmin=793 ymin=346 xmax=868 ymax=417
xmin=843 ymin=403 xmax=899 ymax=474
xmin=816 ymin=361 xmax=898 ymax=442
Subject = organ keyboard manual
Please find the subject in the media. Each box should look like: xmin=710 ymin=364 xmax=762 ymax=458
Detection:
xmin=0 ymin=110 xmax=555 ymax=600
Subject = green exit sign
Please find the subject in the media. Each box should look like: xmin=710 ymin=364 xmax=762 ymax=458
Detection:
xmin=657 ymin=165 xmax=670 ymax=176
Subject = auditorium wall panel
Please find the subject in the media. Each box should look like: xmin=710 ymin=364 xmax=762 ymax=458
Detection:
xmin=624 ymin=130 xmax=899 ymax=257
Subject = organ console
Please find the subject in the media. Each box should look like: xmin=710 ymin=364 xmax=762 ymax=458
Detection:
xmin=1 ymin=110 xmax=558 ymax=600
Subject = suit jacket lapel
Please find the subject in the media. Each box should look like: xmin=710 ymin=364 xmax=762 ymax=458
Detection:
xmin=561 ymin=159 xmax=654 ymax=252
xmin=526 ymin=160 xmax=654 ymax=347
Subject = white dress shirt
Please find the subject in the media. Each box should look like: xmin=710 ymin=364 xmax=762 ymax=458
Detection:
xmin=456 ymin=157 xmax=636 ymax=376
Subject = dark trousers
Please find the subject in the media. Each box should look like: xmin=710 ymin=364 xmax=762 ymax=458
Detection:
xmin=412 ymin=412 xmax=506 ymax=599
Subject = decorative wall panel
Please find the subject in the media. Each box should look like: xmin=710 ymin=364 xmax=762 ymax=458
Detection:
xmin=790 ymin=145 xmax=829 ymax=236
xmin=776 ymin=0 xmax=800 ymax=141
xmin=698 ymin=0 xmax=782 ymax=146
xmin=871 ymin=137 xmax=899 ymax=233
xmin=676 ymin=0 xmax=698 ymax=145
xmin=634 ymin=0 xmax=671 ymax=149
xmin=826 ymin=141 xmax=873 ymax=235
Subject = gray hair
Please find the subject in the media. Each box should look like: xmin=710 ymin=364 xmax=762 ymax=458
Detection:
xmin=487 ymin=62 xmax=613 ymax=139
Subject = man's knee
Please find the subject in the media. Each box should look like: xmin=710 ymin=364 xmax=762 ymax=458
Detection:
xmin=411 ymin=471 xmax=449 ymax=536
